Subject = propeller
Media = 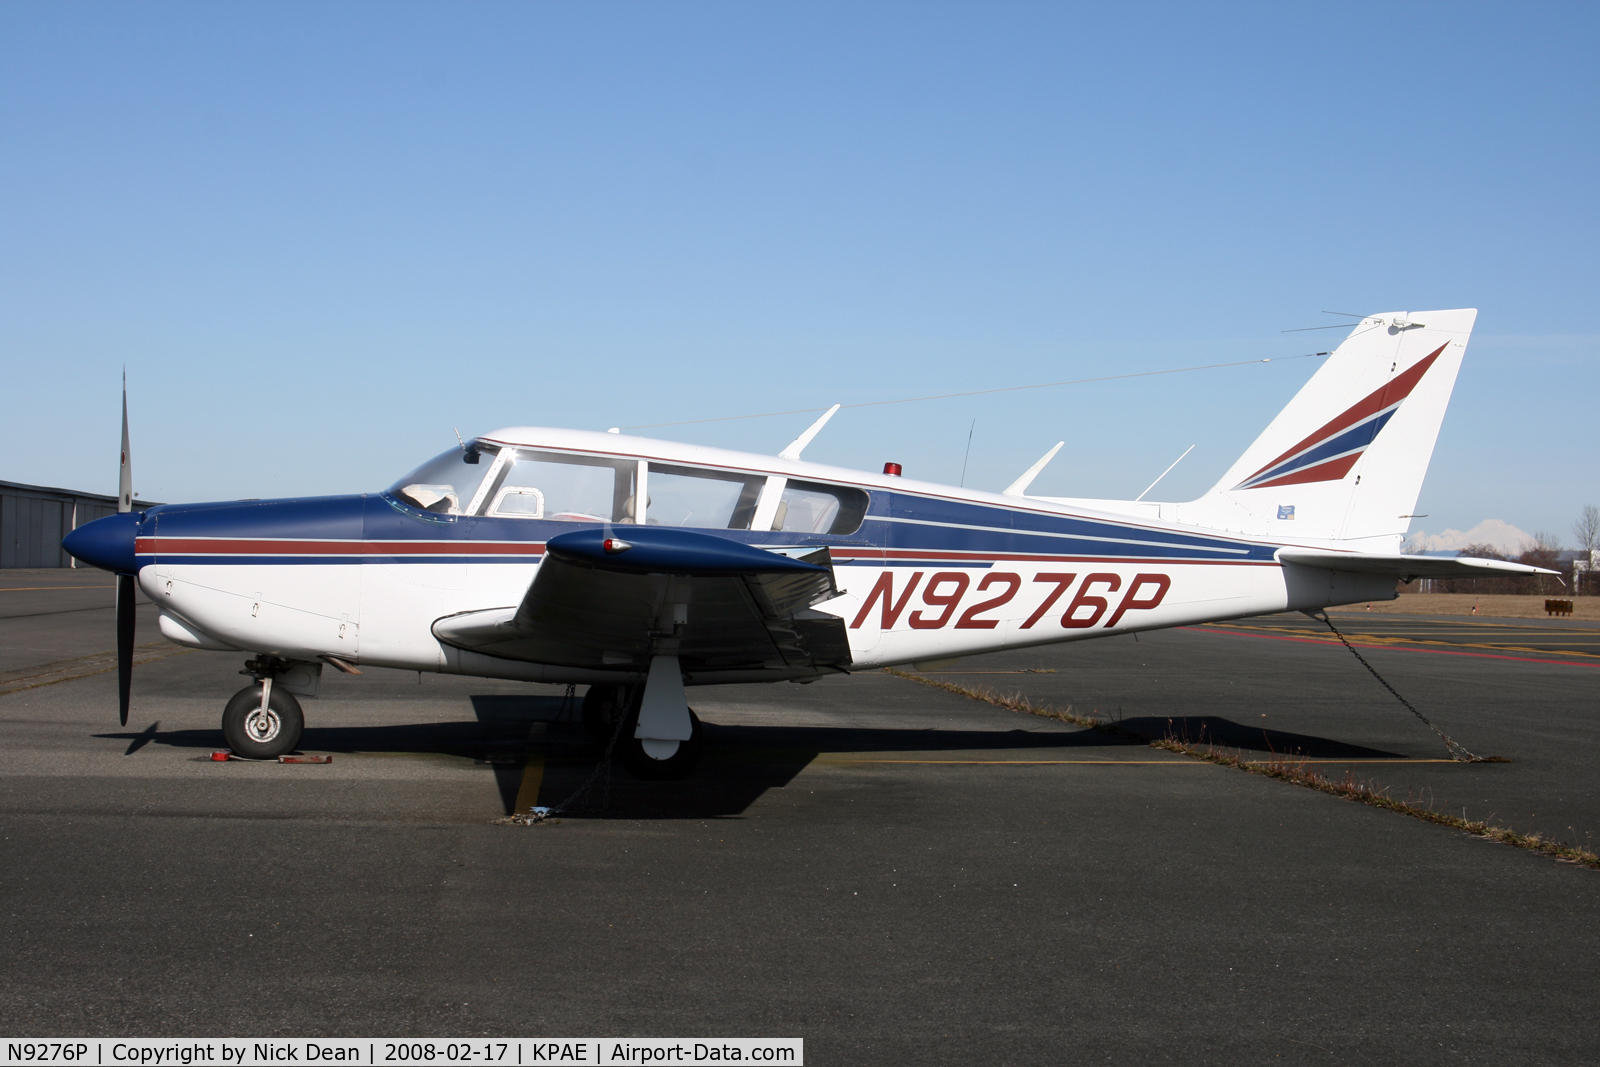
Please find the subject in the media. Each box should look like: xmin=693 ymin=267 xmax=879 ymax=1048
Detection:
xmin=116 ymin=371 xmax=134 ymax=726
xmin=117 ymin=573 xmax=134 ymax=726
xmin=59 ymin=371 xmax=145 ymax=726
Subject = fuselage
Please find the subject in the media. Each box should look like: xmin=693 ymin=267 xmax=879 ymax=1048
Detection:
xmin=120 ymin=426 xmax=1397 ymax=685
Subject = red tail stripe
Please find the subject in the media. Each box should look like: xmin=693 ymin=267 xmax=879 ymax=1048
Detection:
xmin=1241 ymin=453 xmax=1362 ymax=491
xmin=1246 ymin=344 xmax=1446 ymax=479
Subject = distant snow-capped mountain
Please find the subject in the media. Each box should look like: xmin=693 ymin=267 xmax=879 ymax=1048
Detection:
xmin=1402 ymin=519 xmax=1533 ymax=555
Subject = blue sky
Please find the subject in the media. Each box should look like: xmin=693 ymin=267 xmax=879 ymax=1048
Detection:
xmin=3 ymin=2 xmax=1595 ymax=542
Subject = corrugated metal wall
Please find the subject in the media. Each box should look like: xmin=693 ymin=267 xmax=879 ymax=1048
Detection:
xmin=0 ymin=481 xmax=145 ymax=568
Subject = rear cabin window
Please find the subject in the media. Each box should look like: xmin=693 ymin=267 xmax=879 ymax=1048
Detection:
xmin=483 ymin=450 xmax=640 ymax=522
xmin=645 ymin=465 xmax=763 ymax=530
xmin=770 ymin=480 xmax=869 ymax=536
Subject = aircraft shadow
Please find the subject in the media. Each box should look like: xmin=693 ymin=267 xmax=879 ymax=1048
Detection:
xmin=91 ymin=696 xmax=1400 ymax=819
xmin=536 ymin=718 xmax=1138 ymax=821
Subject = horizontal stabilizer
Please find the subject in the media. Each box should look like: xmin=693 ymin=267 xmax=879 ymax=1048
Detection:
xmin=1277 ymin=548 xmax=1558 ymax=581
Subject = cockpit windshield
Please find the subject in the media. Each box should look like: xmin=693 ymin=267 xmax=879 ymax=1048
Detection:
xmin=388 ymin=445 xmax=499 ymax=515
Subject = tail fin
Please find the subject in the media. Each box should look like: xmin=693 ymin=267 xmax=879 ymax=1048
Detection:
xmin=1178 ymin=309 xmax=1476 ymax=549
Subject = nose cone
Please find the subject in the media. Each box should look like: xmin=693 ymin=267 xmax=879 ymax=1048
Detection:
xmin=62 ymin=512 xmax=142 ymax=574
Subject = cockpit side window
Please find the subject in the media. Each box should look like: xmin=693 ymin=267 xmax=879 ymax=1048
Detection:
xmin=484 ymin=449 xmax=639 ymax=522
xmin=769 ymin=480 xmax=869 ymax=535
xmin=645 ymin=465 xmax=763 ymax=530
xmin=389 ymin=445 xmax=499 ymax=516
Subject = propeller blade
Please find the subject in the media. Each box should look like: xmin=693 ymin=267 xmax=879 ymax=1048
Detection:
xmin=117 ymin=370 xmax=135 ymax=725
xmin=119 ymin=369 xmax=133 ymax=514
xmin=116 ymin=573 xmax=135 ymax=726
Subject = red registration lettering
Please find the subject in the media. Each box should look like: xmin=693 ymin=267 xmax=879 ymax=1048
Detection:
xmin=1020 ymin=573 xmax=1078 ymax=629
xmin=955 ymin=572 xmax=1023 ymax=629
xmin=1104 ymin=573 xmax=1171 ymax=627
xmin=850 ymin=571 xmax=925 ymax=629
xmin=1060 ymin=573 xmax=1121 ymax=628
xmin=909 ymin=572 xmax=971 ymax=629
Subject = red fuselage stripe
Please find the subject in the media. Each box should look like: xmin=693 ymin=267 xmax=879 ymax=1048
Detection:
xmin=137 ymin=538 xmax=547 ymax=556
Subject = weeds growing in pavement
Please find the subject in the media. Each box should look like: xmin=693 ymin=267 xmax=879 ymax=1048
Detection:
xmin=884 ymin=668 xmax=1106 ymax=731
xmin=887 ymin=668 xmax=1600 ymax=871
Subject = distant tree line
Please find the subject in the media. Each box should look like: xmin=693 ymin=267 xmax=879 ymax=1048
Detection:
xmin=1425 ymin=504 xmax=1599 ymax=596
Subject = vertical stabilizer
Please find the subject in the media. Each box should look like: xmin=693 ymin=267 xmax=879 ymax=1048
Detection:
xmin=1176 ymin=309 xmax=1476 ymax=549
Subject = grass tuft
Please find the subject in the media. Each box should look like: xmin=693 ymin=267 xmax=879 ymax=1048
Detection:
xmin=886 ymin=668 xmax=1600 ymax=871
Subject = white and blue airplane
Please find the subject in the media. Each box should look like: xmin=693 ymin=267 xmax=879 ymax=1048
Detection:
xmin=63 ymin=309 xmax=1550 ymax=777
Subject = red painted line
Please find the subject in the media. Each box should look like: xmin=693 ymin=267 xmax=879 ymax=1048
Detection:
xmin=1181 ymin=625 xmax=1600 ymax=668
xmin=137 ymin=538 xmax=546 ymax=556
xmin=832 ymin=550 xmax=1276 ymax=566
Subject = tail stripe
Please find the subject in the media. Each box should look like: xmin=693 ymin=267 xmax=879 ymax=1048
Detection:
xmin=1230 ymin=344 xmax=1445 ymax=491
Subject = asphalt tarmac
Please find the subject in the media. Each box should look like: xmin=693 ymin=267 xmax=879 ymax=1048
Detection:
xmin=2 ymin=568 xmax=1597 ymax=1064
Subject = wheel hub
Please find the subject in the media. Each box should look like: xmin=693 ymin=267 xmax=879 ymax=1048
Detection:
xmin=244 ymin=707 xmax=281 ymax=743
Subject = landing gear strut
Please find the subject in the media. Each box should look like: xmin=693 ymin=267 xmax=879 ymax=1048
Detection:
xmin=583 ymin=656 xmax=704 ymax=780
xmin=221 ymin=655 xmax=304 ymax=760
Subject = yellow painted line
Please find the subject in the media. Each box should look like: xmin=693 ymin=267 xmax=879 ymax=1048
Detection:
xmin=1365 ymin=641 xmax=1596 ymax=659
xmin=1245 ymin=625 xmax=1600 ymax=638
xmin=1205 ymin=624 xmax=1600 ymax=660
xmin=1220 ymin=620 xmax=1598 ymax=632
xmin=512 ymin=722 xmax=547 ymax=814
xmin=1242 ymin=758 xmax=1461 ymax=764
xmin=1309 ymin=629 xmax=1600 ymax=636
xmin=1257 ymin=630 xmax=1600 ymax=640
xmin=1328 ymin=614 xmax=1600 ymax=629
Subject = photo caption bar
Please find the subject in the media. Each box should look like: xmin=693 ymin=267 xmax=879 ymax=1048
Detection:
xmin=0 ymin=1042 xmax=802 ymax=1067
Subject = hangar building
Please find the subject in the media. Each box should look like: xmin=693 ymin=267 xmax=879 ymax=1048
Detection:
xmin=1 ymin=479 xmax=158 ymax=569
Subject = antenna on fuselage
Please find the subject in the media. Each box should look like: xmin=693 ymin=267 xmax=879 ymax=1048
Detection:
xmin=1134 ymin=444 xmax=1196 ymax=501
xmin=452 ymin=426 xmax=481 ymax=464
xmin=1002 ymin=441 xmax=1064 ymax=497
xmin=777 ymin=404 xmax=841 ymax=461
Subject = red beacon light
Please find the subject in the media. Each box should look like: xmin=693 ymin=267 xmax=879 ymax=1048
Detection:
xmin=883 ymin=462 xmax=902 ymax=476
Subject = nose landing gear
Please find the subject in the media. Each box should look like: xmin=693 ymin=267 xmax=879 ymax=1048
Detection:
xmin=221 ymin=656 xmax=305 ymax=760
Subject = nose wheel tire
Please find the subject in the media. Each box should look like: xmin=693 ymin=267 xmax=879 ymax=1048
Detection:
xmin=221 ymin=684 xmax=304 ymax=760
xmin=619 ymin=706 xmax=703 ymax=781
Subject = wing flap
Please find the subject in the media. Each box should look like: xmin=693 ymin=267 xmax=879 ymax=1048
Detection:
xmin=433 ymin=528 xmax=850 ymax=673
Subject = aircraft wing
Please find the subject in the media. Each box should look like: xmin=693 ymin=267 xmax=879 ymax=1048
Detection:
xmin=1276 ymin=547 xmax=1560 ymax=580
xmin=432 ymin=527 xmax=852 ymax=674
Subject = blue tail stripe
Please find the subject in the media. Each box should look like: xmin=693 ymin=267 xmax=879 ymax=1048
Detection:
xmin=1238 ymin=408 xmax=1397 ymax=488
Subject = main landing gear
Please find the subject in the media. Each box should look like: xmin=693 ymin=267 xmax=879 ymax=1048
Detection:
xmin=221 ymin=655 xmax=304 ymax=760
xmin=582 ymin=657 xmax=704 ymax=781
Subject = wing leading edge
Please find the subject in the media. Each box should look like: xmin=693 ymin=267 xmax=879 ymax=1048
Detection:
xmin=432 ymin=527 xmax=851 ymax=674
